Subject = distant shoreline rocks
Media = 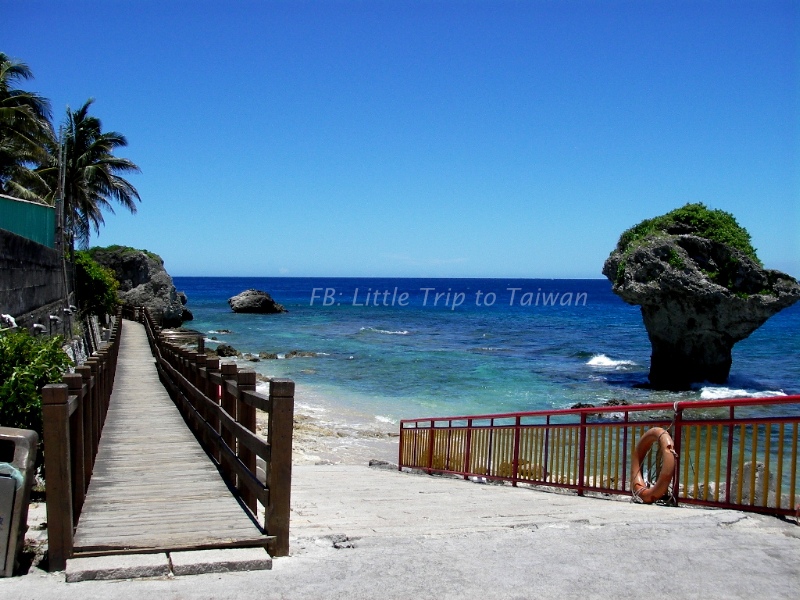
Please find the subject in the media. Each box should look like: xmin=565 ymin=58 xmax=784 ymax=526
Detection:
xmin=228 ymin=289 xmax=287 ymax=314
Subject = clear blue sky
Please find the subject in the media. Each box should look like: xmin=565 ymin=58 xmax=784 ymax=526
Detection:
xmin=3 ymin=0 xmax=798 ymax=278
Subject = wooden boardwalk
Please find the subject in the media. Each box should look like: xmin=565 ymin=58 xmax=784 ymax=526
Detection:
xmin=72 ymin=319 xmax=269 ymax=555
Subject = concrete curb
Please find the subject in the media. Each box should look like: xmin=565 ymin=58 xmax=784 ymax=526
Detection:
xmin=65 ymin=548 xmax=271 ymax=582
xmin=171 ymin=548 xmax=272 ymax=575
xmin=66 ymin=554 xmax=170 ymax=582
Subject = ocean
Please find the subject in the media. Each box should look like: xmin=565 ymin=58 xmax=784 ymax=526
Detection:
xmin=173 ymin=277 xmax=799 ymax=428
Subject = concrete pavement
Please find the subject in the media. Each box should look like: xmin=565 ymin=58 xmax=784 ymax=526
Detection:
xmin=1 ymin=464 xmax=798 ymax=599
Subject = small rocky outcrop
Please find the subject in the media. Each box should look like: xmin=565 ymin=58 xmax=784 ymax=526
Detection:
xmin=228 ymin=289 xmax=287 ymax=314
xmin=89 ymin=246 xmax=188 ymax=327
xmin=603 ymin=204 xmax=800 ymax=390
xmin=216 ymin=343 xmax=239 ymax=357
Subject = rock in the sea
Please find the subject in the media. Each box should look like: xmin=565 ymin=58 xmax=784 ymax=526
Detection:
xmin=285 ymin=350 xmax=316 ymax=358
xmin=216 ymin=343 xmax=239 ymax=357
xmin=181 ymin=307 xmax=194 ymax=322
xmin=88 ymin=246 xmax=186 ymax=327
xmin=228 ymin=289 xmax=287 ymax=314
xmin=603 ymin=204 xmax=800 ymax=390
xmin=177 ymin=291 xmax=188 ymax=305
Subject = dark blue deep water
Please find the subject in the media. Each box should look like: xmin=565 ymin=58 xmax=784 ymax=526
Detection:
xmin=174 ymin=277 xmax=799 ymax=424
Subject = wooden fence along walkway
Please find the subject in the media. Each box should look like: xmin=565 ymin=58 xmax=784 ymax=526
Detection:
xmin=43 ymin=308 xmax=294 ymax=570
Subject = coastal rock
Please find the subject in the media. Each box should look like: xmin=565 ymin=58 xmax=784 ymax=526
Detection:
xmin=181 ymin=308 xmax=194 ymax=322
xmin=88 ymin=246 xmax=186 ymax=327
xmin=228 ymin=289 xmax=287 ymax=314
xmin=177 ymin=291 xmax=188 ymax=305
xmin=285 ymin=350 xmax=317 ymax=358
xmin=603 ymin=205 xmax=800 ymax=390
xmin=216 ymin=343 xmax=239 ymax=357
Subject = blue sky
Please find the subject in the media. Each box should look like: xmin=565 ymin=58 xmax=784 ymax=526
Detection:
xmin=3 ymin=0 xmax=798 ymax=278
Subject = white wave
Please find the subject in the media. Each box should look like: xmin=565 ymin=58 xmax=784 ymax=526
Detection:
xmin=586 ymin=354 xmax=636 ymax=369
xmin=360 ymin=327 xmax=409 ymax=335
xmin=375 ymin=415 xmax=397 ymax=425
xmin=699 ymin=387 xmax=787 ymax=400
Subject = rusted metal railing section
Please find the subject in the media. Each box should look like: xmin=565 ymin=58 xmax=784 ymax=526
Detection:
xmin=42 ymin=309 xmax=123 ymax=570
xmin=137 ymin=308 xmax=294 ymax=557
xmin=400 ymin=396 xmax=800 ymax=518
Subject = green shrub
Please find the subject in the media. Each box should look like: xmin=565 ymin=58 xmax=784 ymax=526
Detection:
xmin=0 ymin=331 xmax=71 ymax=439
xmin=667 ymin=248 xmax=685 ymax=270
xmin=616 ymin=203 xmax=760 ymax=264
xmin=75 ymin=251 xmax=120 ymax=317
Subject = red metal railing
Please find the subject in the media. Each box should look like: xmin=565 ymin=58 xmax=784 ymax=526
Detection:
xmin=399 ymin=395 xmax=800 ymax=517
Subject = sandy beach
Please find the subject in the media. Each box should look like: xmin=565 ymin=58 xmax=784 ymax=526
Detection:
xmin=253 ymin=378 xmax=400 ymax=467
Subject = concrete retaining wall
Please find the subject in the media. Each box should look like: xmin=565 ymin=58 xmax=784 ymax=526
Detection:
xmin=0 ymin=228 xmax=70 ymax=331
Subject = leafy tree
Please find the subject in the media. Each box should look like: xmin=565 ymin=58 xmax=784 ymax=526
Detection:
xmin=0 ymin=331 xmax=71 ymax=440
xmin=0 ymin=52 xmax=53 ymax=200
xmin=75 ymin=250 xmax=120 ymax=317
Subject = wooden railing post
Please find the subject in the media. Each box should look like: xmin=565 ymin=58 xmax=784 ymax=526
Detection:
xmin=267 ymin=379 xmax=294 ymax=557
xmin=204 ymin=357 xmax=221 ymax=462
xmin=221 ymin=362 xmax=239 ymax=483
xmin=237 ymin=370 xmax=257 ymax=512
xmin=86 ymin=358 xmax=101 ymax=450
xmin=63 ymin=373 xmax=85 ymax=520
xmin=76 ymin=366 xmax=95 ymax=464
xmin=42 ymin=383 xmax=73 ymax=571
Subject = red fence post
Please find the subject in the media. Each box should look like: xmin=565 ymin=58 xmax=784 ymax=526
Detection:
xmin=427 ymin=421 xmax=436 ymax=474
xmin=464 ymin=418 xmax=473 ymax=479
xmin=577 ymin=412 xmax=587 ymax=496
xmin=672 ymin=405 xmax=683 ymax=506
xmin=512 ymin=416 xmax=521 ymax=486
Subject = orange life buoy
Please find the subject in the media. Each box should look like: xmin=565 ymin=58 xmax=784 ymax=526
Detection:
xmin=630 ymin=427 xmax=675 ymax=504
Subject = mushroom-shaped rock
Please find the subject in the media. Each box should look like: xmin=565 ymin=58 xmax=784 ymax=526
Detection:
xmin=228 ymin=289 xmax=287 ymax=314
xmin=603 ymin=203 xmax=800 ymax=390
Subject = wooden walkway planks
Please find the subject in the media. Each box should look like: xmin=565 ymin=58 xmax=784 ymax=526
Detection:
xmin=72 ymin=319 xmax=268 ymax=555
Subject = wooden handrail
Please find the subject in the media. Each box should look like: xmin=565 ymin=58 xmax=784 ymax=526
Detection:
xmin=42 ymin=309 xmax=122 ymax=571
xmin=136 ymin=307 xmax=295 ymax=557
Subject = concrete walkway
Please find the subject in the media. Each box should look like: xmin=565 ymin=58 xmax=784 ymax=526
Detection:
xmin=2 ymin=464 xmax=798 ymax=599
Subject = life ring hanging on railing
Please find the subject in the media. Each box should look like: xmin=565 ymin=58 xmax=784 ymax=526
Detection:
xmin=630 ymin=427 xmax=676 ymax=504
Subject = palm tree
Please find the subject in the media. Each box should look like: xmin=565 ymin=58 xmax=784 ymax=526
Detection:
xmin=42 ymin=99 xmax=141 ymax=249
xmin=0 ymin=52 xmax=53 ymax=200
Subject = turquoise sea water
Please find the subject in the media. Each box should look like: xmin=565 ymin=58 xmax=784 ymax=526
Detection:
xmin=174 ymin=277 xmax=799 ymax=425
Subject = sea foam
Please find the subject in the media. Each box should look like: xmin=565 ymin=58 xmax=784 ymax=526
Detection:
xmin=698 ymin=387 xmax=787 ymax=400
xmin=360 ymin=327 xmax=409 ymax=335
xmin=586 ymin=354 xmax=637 ymax=369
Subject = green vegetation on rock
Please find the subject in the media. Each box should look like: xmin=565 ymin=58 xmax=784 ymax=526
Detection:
xmin=616 ymin=203 xmax=760 ymax=265
xmin=89 ymin=244 xmax=162 ymax=263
